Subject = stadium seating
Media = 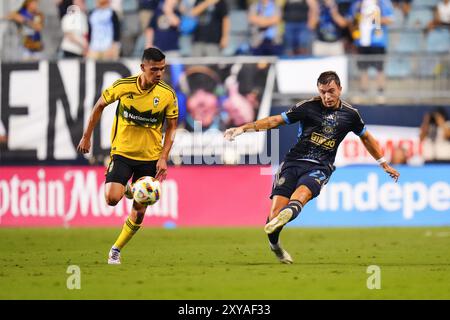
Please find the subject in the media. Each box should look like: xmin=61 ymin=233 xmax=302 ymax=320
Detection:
xmin=132 ymin=34 xmax=146 ymax=58
xmin=85 ymin=0 xmax=96 ymax=11
xmin=386 ymin=58 xmax=412 ymax=78
xmin=411 ymin=0 xmax=439 ymax=9
xmin=406 ymin=8 xmax=434 ymax=29
xmin=223 ymin=10 xmax=249 ymax=56
xmin=390 ymin=6 xmax=406 ymax=28
xmin=392 ymin=30 xmax=424 ymax=53
xmin=426 ymin=28 xmax=450 ymax=53
xmin=122 ymin=0 xmax=139 ymax=12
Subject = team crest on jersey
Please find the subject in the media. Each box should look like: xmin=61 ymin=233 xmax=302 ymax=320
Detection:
xmin=153 ymin=97 xmax=160 ymax=107
xmin=277 ymin=177 xmax=286 ymax=186
xmin=323 ymin=126 xmax=333 ymax=134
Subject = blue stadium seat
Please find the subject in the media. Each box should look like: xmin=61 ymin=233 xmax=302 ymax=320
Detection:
xmin=386 ymin=58 xmax=411 ymax=78
xmin=393 ymin=31 xmax=424 ymax=53
xmin=412 ymin=0 xmax=439 ymax=9
xmin=426 ymin=28 xmax=450 ymax=53
xmin=85 ymin=0 xmax=96 ymax=11
xmin=224 ymin=10 xmax=249 ymax=55
xmin=389 ymin=7 xmax=405 ymax=29
xmin=418 ymin=56 xmax=441 ymax=77
xmin=406 ymin=8 xmax=433 ymax=29
xmin=122 ymin=0 xmax=138 ymax=13
xmin=132 ymin=34 xmax=146 ymax=58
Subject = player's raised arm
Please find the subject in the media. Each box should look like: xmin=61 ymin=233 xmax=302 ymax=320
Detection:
xmin=224 ymin=115 xmax=285 ymax=141
xmin=359 ymin=130 xmax=400 ymax=182
xmin=77 ymin=96 xmax=109 ymax=154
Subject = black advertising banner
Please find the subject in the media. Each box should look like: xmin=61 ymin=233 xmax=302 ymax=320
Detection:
xmin=0 ymin=58 xmax=275 ymax=164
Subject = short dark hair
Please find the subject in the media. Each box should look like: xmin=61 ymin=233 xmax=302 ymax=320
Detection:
xmin=142 ymin=47 xmax=165 ymax=62
xmin=317 ymin=71 xmax=341 ymax=87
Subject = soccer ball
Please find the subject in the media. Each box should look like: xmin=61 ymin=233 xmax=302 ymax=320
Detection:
xmin=132 ymin=176 xmax=161 ymax=205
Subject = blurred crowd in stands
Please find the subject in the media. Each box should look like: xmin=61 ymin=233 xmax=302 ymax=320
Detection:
xmin=2 ymin=0 xmax=449 ymax=62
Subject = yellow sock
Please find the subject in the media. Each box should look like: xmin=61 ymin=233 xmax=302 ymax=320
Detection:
xmin=113 ymin=217 xmax=141 ymax=250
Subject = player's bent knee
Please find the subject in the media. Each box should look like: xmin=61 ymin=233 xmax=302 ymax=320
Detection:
xmin=105 ymin=195 xmax=121 ymax=206
xmin=291 ymin=185 xmax=313 ymax=204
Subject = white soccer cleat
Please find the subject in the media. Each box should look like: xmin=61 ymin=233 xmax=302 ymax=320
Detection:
xmin=270 ymin=245 xmax=293 ymax=264
xmin=108 ymin=248 xmax=121 ymax=265
xmin=124 ymin=182 xmax=134 ymax=200
xmin=264 ymin=209 xmax=293 ymax=234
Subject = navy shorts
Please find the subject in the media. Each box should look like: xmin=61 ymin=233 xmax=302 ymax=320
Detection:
xmin=271 ymin=161 xmax=333 ymax=199
xmin=105 ymin=154 xmax=157 ymax=186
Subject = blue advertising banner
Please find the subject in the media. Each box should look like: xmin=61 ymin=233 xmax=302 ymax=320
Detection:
xmin=289 ymin=165 xmax=450 ymax=227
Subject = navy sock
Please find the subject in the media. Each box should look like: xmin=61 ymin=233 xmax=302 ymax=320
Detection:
xmin=266 ymin=200 xmax=303 ymax=245
xmin=285 ymin=200 xmax=303 ymax=222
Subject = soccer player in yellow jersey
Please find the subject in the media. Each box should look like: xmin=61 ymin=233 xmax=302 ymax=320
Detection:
xmin=77 ymin=48 xmax=178 ymax=264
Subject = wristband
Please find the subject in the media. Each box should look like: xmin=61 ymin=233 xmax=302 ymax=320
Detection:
xmin=376 ymin=157 xmax=387 ymax=165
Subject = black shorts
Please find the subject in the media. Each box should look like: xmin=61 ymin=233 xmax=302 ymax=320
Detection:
xmin=271 ymin=161 xmax=333 ymax=199
xmin=105 ymin=154 xmax=157 ymax=186
xmin=357 ymin=46 xmax=386 ymax=71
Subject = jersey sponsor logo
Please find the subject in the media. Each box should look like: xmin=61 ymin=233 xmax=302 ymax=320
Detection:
xmin=121 ymin=104 xmax=161 ymax=127
xmin=310 ymin=132 xmax=336 ymax=150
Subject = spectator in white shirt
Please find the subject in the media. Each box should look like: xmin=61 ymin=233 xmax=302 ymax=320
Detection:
xmin=60 ymin=0 xmax=89 ymax=58
xmin=427 ymin=0 xmax=450 ymax=32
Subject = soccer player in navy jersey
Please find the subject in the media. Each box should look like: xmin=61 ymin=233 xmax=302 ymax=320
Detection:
xmin=224 ymin=71 xmax=400 ymax=264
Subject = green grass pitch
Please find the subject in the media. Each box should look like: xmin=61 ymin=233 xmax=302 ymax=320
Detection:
xmin=0 ymin=227 xmax=449 ymax=299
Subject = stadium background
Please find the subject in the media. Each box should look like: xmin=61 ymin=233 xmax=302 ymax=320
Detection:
xmin=0 ymin=0 xmax=449 ymax=300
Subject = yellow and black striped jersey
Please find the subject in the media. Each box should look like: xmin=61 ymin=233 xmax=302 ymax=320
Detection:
xmin=102 ymin=75 xmax=178 ymax=161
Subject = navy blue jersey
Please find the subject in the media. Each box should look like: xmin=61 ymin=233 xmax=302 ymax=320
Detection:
xmin=281 ymin=97 xmax=366 ymax=168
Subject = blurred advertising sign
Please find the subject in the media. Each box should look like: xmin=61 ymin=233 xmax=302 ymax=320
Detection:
xmin=167 ymin=58 xmax=276 ymax=163
xmin=335 ymin=125 xmax=422 ymax=167
xmin=0 ymin=166 xmax=272 ymax=227
xmin=297 ymin=165 xmax=450 ymax=227
xmin=276 ymin=56 xmax=348 ymax=94
xmin=1 ymin=165 xmax=448 ymax=227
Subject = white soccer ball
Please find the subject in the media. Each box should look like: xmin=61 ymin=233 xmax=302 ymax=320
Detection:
xmin=132 ymin=176 xmax=161 ymax=205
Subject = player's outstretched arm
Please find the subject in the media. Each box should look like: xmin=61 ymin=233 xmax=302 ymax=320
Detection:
xmin=359 ymin=130 xmax=400 ymax=182
xmin=77 ymin=96 xmax=108 ymax=154
xmin=224 ymin=115 xmax=285 ymax=141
